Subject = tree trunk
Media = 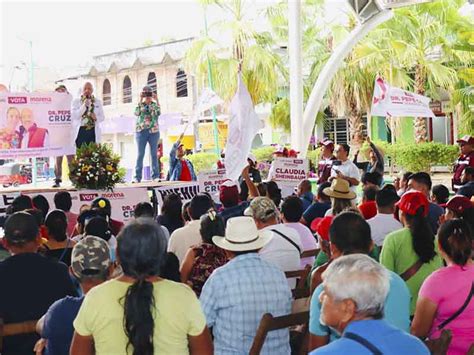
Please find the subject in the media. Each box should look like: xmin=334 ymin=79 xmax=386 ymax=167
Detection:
xmin=414 ymin=64 xmax=428 ymax=143
xmin=348 ymin=100 xmax=364 ymax=152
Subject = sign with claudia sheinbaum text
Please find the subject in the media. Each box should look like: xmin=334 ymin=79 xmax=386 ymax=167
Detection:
xmin=0 ymin=92 xmax=74 ymax=158
xmin=271 ymin=158 xmax=309 ymax=184
xmin=155 ymin=182 xmax=200 ymax=207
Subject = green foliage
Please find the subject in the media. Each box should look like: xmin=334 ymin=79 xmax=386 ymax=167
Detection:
xmin=364 ymin=141 xmax=459 ymax=172
xmin=252 ymin=146 xmax=276 ymax=162
xmin=187 ymin=153 xmax=218 ymax=174
xmin=69 ymin=143 xmax=125 ymax=190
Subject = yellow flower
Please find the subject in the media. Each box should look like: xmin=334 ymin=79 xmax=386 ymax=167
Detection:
xmin=81 ymin=165 xmax=91 ymax=172
xmin=106 ymin=165 xmax=113 ymax=171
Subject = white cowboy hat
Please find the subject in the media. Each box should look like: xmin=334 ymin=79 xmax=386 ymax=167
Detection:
xmin=213 ymin=216 xmax=273 ymax=252
xmin=323 ymin=178 xmax=356 ymax=200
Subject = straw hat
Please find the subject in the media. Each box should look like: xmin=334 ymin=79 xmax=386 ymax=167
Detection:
xmin=323 ymin=178 xmax=356 ymax=200
xmin=213 ymin=216 xmax=273 ymax=252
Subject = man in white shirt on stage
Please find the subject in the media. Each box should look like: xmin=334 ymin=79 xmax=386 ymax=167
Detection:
xmin=71 ymin=82 xmax=104 ymax=149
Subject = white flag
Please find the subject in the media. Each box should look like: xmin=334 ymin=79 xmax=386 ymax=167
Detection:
xmin=225 ymin=75 xmax=263 ymax=181
xmin=371 ymin=77 xmax=435 ymax=118
xmin=196 ymin=87 xmax=224 ymax=113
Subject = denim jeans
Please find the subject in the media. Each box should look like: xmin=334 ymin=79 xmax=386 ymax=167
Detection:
xmin=135 ymin=129 xmax=160 ymax=181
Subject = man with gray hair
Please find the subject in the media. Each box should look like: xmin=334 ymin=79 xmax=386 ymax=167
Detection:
xmin=311 ymin=254 xmax=429 ymax=354
xmin=35 ymin=236 xmax=112 ymax=355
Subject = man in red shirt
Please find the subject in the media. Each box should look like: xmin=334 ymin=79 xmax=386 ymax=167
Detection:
xmin=452 ymin=135 xmax=474 ymax=191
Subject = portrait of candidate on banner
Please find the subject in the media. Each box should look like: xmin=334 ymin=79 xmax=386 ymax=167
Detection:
xmin=0 ymin=92 xmax=74 ymax=159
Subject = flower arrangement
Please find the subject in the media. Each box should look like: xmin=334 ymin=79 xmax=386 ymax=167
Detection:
xmin=69 ymin=143 xmax=125 ymax=190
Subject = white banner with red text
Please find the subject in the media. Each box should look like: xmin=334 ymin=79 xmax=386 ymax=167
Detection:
xmin=0 ymin=92 xmax=74 ymax=158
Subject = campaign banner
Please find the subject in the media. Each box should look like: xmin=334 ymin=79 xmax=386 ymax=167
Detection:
xmin=198 ymin=169 xmax=227 ymax=202
xmin=0 ymin=92 xmax=74 ymax=158
xmin=155 ymin=182 xmax=200 ymax=207
xmin=271 ymin=158 xmax=309 ymax=185
xmin=24 ymin=187 xmax=149 ymax=223
xmin=371 ymin=77 xmax=435 ymax=118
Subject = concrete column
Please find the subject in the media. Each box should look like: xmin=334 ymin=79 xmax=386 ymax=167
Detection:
xmin=289 ymin=0 xmax=303 ymax=152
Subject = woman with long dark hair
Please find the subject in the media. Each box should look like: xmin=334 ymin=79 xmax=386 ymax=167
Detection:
xmin=380 ymin=191 xmax=443 ymax=315
xmin=44 ymin=209 xmax=75 ymax=266
xmin=412 ymin=219 xmax=474 ymax=354
xmin=157 ymin=193 xmax=184 ymax=234
xmin=180 ymin=210 xmax=228 ymax=296
xmin=70 ymin=218 xmax=212 ymax=355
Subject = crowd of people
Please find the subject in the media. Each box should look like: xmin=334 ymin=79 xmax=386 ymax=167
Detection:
xmin=0 ymin=135 xmax=473 ymax=355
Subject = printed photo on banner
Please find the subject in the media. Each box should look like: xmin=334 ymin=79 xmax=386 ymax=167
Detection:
xmin=0 ymin=92 xmax=74 ymax=158
xmin=198 ymin=169 xmax=227 ymax=202
xmin=155 ymin=182 xmax=200 ymax=207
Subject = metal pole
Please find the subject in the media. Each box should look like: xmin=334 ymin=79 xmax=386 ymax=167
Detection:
xmin=300 ymin=10 xmax=394 ymax=158
xmin=289 ymin=0 xmax=303 ymax=152
xmin=203 ymin=7 xmax=220 ymax=156
xmin=27 ymin=40 xmax=38 ymax=187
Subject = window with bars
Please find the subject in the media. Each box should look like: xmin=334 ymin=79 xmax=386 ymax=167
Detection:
xmin=323 ymin=116 xmax=368 ymax=144
xmin=102 ymin=79 xmax=111 ymax=106
xmin=176 ymin=69 xmax=188 ymax=97
xmin=123 ymin=75 xmax=132 ymax=103
xmin=147 ymin=72 xmax=157 ymax=94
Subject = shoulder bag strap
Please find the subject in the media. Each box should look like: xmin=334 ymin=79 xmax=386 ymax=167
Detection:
xmin=343 ymin=332 xmax=383 ymax=355
xmin=400 ymin=259 xmax=424 ymax=281
xmin=438 ymin=281 xmax=474 ymax=330
xmin=270 ymin=229 xmax=302 ymax=255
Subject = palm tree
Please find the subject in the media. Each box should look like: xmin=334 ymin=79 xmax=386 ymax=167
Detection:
xmin=184 ymin=0 xmax=285 ymax=106
xmin=360 ymin=0 xmax=472 ymax=143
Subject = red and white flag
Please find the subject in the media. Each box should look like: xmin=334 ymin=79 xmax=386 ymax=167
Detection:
xmin=371 ymin=77 xmax=435 ymax=118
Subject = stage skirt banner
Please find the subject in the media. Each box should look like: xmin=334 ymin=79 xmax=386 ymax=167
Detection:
xmin=370 ymin=77 xmax=436 ymax=118
xmin=198 ymin=169 xmax=227 ymax=203
xmin=24 ymin=187 xmax=149 ymax=223
xmin=0 ymin=92 xmax=74 ymax=158
xmin=0 ymin=192 xmax=20 ymax=218
xmin=155 ymin=182 xmax=200 ymax=207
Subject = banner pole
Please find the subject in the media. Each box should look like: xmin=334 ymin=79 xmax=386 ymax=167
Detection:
xmin=28 ymin=40 xmax=37 ymax=187
xmin=203 ymin=6 xmax=220 ymax=157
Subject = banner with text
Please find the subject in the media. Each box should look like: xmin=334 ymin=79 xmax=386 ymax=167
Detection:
xmin=0 ymin=92 xmax=74 ymax=158
xmin=155 ymin=182 xmax=200 ymax=207
xmin=271 ymin=158 xmax=309 ymax=185
xmin=24 ymin=187 xmax=149 ymax=223
xmin=371 ymin=77 xmax=436 ymax=118
xmin=198 ymin=169 xmax=227 ymax=202
xmin=0 ymin=192 xmax=21 ymax=218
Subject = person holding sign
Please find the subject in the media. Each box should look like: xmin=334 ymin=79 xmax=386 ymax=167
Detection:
xmin=168 ymin=132 xmax=196 ymax=181
xmin=133 ymin=86 xmax=161 ymax=183
xmin=71 ymin=82 xmax=104 ymax=149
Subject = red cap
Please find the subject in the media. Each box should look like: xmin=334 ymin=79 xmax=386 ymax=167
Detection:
xmin=310 ymin=216 xmax=333 ymax=241
xmin=457 ymin=135 xmax=474 ymax=145
xmin=396 ymin=190 xmax=429 ymax=217
xmin=441 ymin=195 xmax=474 ymax=214
xmin=318 ymin=138 xmax=334 ymax=148
xmin=219 ymin=180 xmax=239 ymax=206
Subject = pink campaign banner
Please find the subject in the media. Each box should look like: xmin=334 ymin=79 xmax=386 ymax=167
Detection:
xmin=0 ymin=92 xmax=75 ymax=158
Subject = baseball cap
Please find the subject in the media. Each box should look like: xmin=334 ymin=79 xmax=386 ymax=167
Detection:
xmin=441 ymin=195 xmax=474 ymax=214
xmin=318 ymin=138 xmax=334 ymax=147
xmin=219 ymin=180 xmax=239 ymax=206
xmin=457 ymin=135 xmax=474 ymax=145
xmin=310 ymin=216 xmax=333 ymax=241
xmin=396 ymin=190 xmax=429 ymax=217
xmin=4 ymin=212 xmax=39 ymax=245
xmin=247 ymin=197 xmax=278 ymax=221
xmin=71 ymin=236 xmax=111 ymax=278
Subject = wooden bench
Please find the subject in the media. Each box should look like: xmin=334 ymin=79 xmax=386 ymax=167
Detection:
xmin=301 ymin=248 xmax=320 ymax=259
xmin=249 ymin=311 xmax=309 ymax=355
xmin=285 ymin=264 xmax=312 ymax=297
xmin=0 ymin=318 xmax=38 ymax=352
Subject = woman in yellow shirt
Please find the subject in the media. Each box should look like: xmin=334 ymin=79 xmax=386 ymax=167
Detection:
xmin=70 ymin=218 xmax=213 ymax=355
